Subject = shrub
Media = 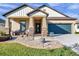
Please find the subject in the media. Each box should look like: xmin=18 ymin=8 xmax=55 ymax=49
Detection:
xmin=75 ymin=32 xmax=79 ymax=34
xmin=0 ymin=31 xmax=11 ymax=41
xmin=0 ymin=31 xmax=6 ymax=36
xmin=63 ymin=46 xmax=70 ymax=50
xmin=49 ymin=49 xmax=55 ymax=52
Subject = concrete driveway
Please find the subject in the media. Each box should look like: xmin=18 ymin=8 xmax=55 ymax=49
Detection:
xmin=54 ymin=34 xmax=79 ymax=47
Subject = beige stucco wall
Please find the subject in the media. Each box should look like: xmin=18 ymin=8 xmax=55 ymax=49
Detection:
xmin=10 ymin=19 xmax=20 ymax=32
xmin=5 ymin=18 xmax=20 ymax=32
xmin=10 ymin=18 xmax=29 ymax=32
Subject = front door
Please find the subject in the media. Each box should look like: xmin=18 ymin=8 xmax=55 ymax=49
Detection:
xmin=35 ymin=23 xmax=41 ymax=34
xmin=20 ymin=21 xmax=26 ymax=32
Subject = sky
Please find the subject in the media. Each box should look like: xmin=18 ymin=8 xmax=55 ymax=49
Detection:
xmin=0 ymin=3 xmax=79 ymax=20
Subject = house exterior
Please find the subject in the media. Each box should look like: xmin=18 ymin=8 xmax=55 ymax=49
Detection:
xmin=3 ymin=4 xmax=77 ymax=36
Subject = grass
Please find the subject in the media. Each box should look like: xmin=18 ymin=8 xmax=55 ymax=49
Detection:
xmin=0 ymin=43 xmax=78 ymax=56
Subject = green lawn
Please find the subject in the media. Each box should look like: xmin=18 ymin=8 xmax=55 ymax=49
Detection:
xmin=0 ymin=43 xmax=78 ymax=56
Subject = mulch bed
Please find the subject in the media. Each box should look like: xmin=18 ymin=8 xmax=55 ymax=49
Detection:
xmin=0 ymin=36 xmax=12 ymax=42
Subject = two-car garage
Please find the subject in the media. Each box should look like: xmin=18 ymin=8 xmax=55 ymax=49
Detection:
xmin=48 ymin=23 xmax=72 ymax=34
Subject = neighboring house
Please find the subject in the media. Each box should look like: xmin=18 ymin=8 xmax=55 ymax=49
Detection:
xmin=3 ymin=4 xmax=77 ymax=36
xmin=0 ymin=19 xmax=5 ymax=31
xmin=0 ymin=19 xmax=5 ymax=26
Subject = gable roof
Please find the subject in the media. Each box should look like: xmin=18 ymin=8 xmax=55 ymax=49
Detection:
xmin=27 ymin=9 xmax=48 ymax=16
xmin=2 ymin=4 xmax=76 ymax=20
xmin=37 ymin=5 xmax=72 ymax=18
xmin=3 ymin=4 xmax=34 ymax=16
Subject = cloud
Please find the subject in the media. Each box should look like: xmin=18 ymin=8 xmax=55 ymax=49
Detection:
xmin=0 ymin=3 xmax=21 ymax=9
xmin=65 ymin=13 xmax=79 ymax=19
xmin=27 ymin=3 xmax=60 ymax=8
xmin=0 ymin=4 xmax=14 ymax=7
xmin=48 ymin=3 xmax=61 ymax=7
xmin=68 ymin=4 xmax=79 ymax=10
xmin=0 ymin=3 xmax=20 ymax=7
xmin=0 ymin=3 xmax=22 ymax=15
xmin=0 ymin=8 xmax=7 ymax=11
xmin=0 ymin=15 xmax=6 ymax=20
xmin=27 ymin=3 xmax=44 ymax=8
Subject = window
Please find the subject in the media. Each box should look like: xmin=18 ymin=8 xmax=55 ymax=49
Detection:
xmin=20 ymin=20 xmax=28 ymax=32
xmin=77 ymin=24 xmax=79 ymax=28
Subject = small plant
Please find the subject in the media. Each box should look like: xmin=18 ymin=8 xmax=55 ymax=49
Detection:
xmin=73 ymin=43 xmax=79 ymax=48
xmin=60 ymin=53 xmax=63 ymax=56
xmin=0 ymin=31 xmax=6 ymax=36
xmin=63 ymin=46 xmax=70 ymax=50
xmin=60 ymin=50 xmax=65 ymax=56
xmin=49 ymin=49 xmax=55 ymax=52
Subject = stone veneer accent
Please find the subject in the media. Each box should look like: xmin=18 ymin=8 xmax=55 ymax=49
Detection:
xmin=28 ymin=17 xmax=34 ymax=36
xmin=41 ymin=17 xmax=48 ymax=37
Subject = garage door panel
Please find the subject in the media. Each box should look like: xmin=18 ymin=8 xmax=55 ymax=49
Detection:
xmin=48 ymin=23 xmax=71 ymax=34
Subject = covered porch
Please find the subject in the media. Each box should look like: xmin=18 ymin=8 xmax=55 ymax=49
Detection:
xmin=8 ymin=16 xmax=48 ymax=36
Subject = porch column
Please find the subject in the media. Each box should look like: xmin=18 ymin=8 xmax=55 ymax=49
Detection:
xmin=71 ymin=23 xmax=75 ymax=34
xmin=41 ymin=17 xmax=48 ymax=37
xmin=28 ymin=17 xmax=34 ymax=36
xmin=8 ymin=18 xmax=11 ymax=35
